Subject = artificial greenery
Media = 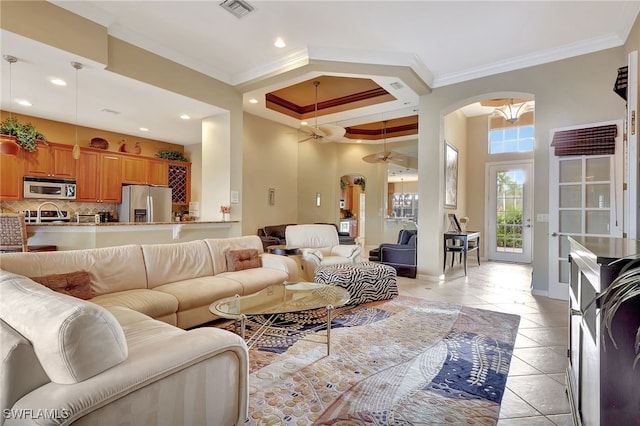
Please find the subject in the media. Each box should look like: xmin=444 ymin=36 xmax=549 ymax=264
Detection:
xmin=353 ymin=176 xmax=366 ymax=192
xmin=0 ymin=117 xmax=48 ymax=152
xmin=155 ymin=149 xmax=188 ymax=162
xmin=596 ymin=256 xmax=640 ymax=368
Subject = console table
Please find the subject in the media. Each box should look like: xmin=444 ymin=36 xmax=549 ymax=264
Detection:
xmin=443 ymin=231 xmax=480 ymax=275
xmin=567 ymin=236 xmax=640 ymax=426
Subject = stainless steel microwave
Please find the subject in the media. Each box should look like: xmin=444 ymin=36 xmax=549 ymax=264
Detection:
xmin=23 ymin=177 xmax=76 ymax=200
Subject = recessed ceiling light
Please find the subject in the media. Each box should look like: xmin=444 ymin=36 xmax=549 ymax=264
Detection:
xmin=301 ymin=121 xmax=308 ymax=126
xmin=249 ymin=98 xmax=258 ymax=104
xmin=180 ymin=114 xmax=190 ymax=120
xmin=50 ymin=78 xmax=66 ymax=86
xmin=139 ymin=127 xmax=149 ymax=132
xmin=356 ymin=140 xmax=362 ymax=143
xmin=16 ymin=99 xmax=32 ymax=107
xmin=274 ymin=38 xmax=286 ymax=48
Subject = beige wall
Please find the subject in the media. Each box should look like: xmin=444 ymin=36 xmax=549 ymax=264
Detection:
xmin=418 ymin=47 xmax=627 ymax=291
xmin=242 ymin=113 xmax=299 ymax=235
xmin=443 ymin=109 xmax=468 ymax=222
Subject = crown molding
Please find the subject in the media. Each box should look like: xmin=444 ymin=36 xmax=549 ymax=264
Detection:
xmin=432 ymin=33 xmax=626 ymax=88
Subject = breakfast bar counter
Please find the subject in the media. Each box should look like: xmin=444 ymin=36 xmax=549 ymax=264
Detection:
xmin=25 ymin=220 xmax=239 ymax=251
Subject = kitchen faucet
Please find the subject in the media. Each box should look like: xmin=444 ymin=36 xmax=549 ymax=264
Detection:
xmin=36 ymin=202 xmax=62 ymax=224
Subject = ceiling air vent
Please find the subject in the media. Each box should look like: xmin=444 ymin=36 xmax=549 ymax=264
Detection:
xmin=220 ymin=0 xmax=254 ymax=18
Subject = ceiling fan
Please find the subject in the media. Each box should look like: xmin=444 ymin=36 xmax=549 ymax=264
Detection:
xmin=362 ymin=121 xmax=417 ymax=167
xmin=298 ymin=81 xmax=346 ymax=143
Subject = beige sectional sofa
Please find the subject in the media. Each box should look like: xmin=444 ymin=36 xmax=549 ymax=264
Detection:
xmin=0 ymin=235 xmax=298 ymax=329
xmin=0 ymin=235 xmax=298 ymax=425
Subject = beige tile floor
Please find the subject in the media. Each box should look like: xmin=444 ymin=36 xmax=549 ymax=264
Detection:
xmin=396 ymin=260 xmax=573 ymax=426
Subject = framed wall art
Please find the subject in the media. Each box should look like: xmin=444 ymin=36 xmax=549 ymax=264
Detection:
xmin=444 ymin=141 xmax=458 ymax=209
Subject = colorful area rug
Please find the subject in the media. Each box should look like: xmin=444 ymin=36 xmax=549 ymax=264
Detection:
xmin=227 ymin=295 xmax=520 ymax=425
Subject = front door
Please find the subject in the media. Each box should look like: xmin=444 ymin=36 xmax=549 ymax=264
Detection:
xmin=487 ymin=161 xmax=533 ymax=263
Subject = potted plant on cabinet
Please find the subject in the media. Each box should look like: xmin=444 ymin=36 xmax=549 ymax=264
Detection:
xmin=597 ymin=256 xmax=640 ymax=368
xmin=0 ymin=116 xmax=48 ymax=153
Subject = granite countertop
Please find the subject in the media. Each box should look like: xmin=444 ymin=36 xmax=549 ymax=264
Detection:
xmin=26 ymin=220 xmax=237 ymax=226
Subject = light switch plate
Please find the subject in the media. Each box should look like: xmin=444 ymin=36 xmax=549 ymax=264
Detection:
xmin=536 ymin=213 xmax=549 ymax=222
xmin=230 ymin=190 xmax=239 ymax=204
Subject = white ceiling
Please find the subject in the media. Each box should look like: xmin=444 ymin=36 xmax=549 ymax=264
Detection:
xmin=1 ymin=1 xmax=638 ymax=148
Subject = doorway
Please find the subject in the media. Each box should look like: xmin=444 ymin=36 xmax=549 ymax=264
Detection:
xmin=486 ymin=161 xmax=533 ymax=263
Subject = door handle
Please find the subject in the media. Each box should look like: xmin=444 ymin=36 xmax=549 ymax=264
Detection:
xmin=551 ymin=232 xmax=558 ymax=237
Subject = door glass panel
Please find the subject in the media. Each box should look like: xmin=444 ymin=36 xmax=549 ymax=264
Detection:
xmin=560 ymin=185 xmax=582 ymax=208
xmin=560 ymin=210 xmax=582 ymax=233
xmin=559 ymin=159 xmax=582 ymax=183
xmin=559 ymin=235 xmax=571 ymax=258
xmin=585 ymin=157 xmax=610 ymax=181
xmin=495 ymin=170 xmax=524 ymax=254
xmin=585 ymin=184 xmax=610 ymax=208
xmin=586 ymin=211 xmax=610 ymax=234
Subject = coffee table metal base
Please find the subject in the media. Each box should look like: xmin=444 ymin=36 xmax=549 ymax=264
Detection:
xmin=235 ymin=304 xmax=335 ymax=356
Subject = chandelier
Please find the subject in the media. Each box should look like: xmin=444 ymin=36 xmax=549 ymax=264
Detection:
xmin=495 ymin=99 xmax=529 ymax=124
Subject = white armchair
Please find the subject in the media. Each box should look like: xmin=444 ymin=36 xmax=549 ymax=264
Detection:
xmin=285 ymin=224 xmax=362 ymax=280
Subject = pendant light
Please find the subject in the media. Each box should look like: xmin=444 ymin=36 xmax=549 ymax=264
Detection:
xmin=495 ymin=98 xmax=527 ymax=125
xmin=71 ymin=61 xmax=82 ymax=159
xmin=1 ymin=55 xmax=20 ymax=156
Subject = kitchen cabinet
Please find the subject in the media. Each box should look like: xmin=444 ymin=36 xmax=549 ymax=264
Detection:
xmin=147 ymin=159 xmax=169 ymax=186
xmin=122 ymin=156 xmax=169 ymax=186
xmin=567 ymin=236 xmax=640 ymax=426
xmin=168 ymin=162 xmax=190 ymax=205
xmin=0 ymin=152 xmax=24 ymax=200
xmin=24 ymin=142 xmax=76 ymax=178
xmin=121 ymin=156 xmax=147 ymax=184
xmin=75 ymin=149 xmax=122 ymax=203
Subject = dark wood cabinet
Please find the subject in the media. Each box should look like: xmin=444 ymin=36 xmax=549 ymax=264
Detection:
xmin=567 ymin=236 xmax=640 ymax=426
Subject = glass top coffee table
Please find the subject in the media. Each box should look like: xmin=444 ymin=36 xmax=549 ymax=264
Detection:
xmin=210 ymin=282 xmax=350 ymax=355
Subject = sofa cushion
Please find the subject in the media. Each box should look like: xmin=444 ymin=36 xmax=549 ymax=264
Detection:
xmin=0 ymin=319 xmax=49 ymax=417
xmin=154 ymin=276 xmax=244 ymax=311
xmin=263 ymin=224 xmax=292 ymax=240
xmin=142 ymin=240 xmax=214 ymax=289
xmin=0 ymin=272 xmax=128 ymax=384
xmin=217 ymin=268 xmax=290 ymax=295
xmin=205 ymin=236 xmax=265 ymax=274
xmin=91 ymin=289 xmax=179 ymax=320
xmin=0 ymin=245 xmax=148 ymax=296
xmin=31 ymin=270 xmax=93 ymax=300
xmin=226 ymin=249 xmax=261 ymax=272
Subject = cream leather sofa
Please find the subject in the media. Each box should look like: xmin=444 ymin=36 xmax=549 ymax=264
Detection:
xmin=0 ymin=235 xmax=298 ymax=425
xmin=0 ymin=235 xmax=298 ymax=329
xmin=1 ymin=271 xmax=248 ymax=426
xmin=285 ymin=224 xmax=362 ymax=281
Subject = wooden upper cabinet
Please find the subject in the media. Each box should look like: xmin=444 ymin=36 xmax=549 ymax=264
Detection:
xmin=100 ymin=153 xmax=123 ymax=203
xmin=75 ymin=150 xmax=99 ymax=202
xmin=122 ymin=156 xmax=169 ymax=186
xmin=122 ymin=156 xmax=147 ymax=184
xmin=76 ymin=149 xmax=122 ymax=203
xmin=24 ymin=142 xmax=76 ymax=179
xmin=147 ymin=159 xmax=169 ymax=186
xmin=0 ymin=153 xmax=24 ymax=200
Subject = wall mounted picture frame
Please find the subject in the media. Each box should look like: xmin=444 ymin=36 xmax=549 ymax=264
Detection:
xmin=444 ymin=141 xmax=458 ymax=209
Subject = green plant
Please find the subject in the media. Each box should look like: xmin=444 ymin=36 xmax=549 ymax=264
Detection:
xmin=353 ymin=176 xmax=366 ymax=192
xmin=595 ymin=256 xmax=640 ymax=369
xmin=155 ymin=149 xmax=188 ymax=162
xmin=0 ymin=117 xmax=48 ymax=152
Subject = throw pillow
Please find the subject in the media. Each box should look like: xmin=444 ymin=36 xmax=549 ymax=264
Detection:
xmin=31 ymin=271 xmax=93 ymax=300
xmin=226 ymin=249 xmax=261 ymax=272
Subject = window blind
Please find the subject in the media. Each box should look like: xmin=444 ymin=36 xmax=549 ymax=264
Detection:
xmin=550 ymin=124 xmax=617 ymax=156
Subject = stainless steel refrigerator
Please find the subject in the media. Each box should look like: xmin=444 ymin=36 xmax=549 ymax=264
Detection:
xmin=118 ymin=185 xmax=172 ymax=223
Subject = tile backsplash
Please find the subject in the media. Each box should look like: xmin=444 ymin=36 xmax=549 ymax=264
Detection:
xmin=1 ymin=200 xmax=117 ymax=219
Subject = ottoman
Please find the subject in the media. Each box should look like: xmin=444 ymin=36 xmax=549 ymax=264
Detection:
xmin=314 ymin=262 xmax=398 ymax=305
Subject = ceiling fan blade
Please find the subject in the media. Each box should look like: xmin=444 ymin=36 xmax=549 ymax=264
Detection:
xmin=318 ymin=124 xmax=346 ymax=138
xmin=299 ymin=124 xmax=327 ymax=138
xmin=298 ymin=136 xmax=313 ymax=143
